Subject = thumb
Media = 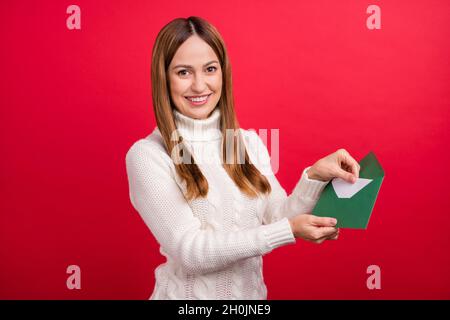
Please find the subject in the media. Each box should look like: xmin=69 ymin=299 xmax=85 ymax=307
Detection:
xmin=336 ymin=167 xmax=357 ymax=183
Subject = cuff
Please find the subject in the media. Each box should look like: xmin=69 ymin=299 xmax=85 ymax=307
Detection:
xmin=292 ymin=166 xmax=329 ymax=200
xmin=260 ymin=217 xmax=296 ymax=252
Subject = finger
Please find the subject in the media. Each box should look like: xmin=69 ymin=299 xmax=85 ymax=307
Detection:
xmin=327 ymin=230 xmax=339 ymax=240
xmin=344 ymin=153 xmax=360 ymax=179
xmin=336 ymin=149 xmax=359 ymax=182
xmin=314 ymin=231 xmax=338 ymax=243
xmin=335 ymin=168 xmax=356 ymax=183
xmin=311 ymin=216 xmax=337 ymax=227
xmin=316 ymin=226 xmax=338 ymax=239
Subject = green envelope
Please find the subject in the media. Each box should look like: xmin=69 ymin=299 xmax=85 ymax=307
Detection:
xmin=312 ymin=151 xmax=385 ymax=229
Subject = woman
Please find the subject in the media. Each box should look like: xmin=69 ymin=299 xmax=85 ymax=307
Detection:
xmin=125 ymin=16 xmax=360 ymax=300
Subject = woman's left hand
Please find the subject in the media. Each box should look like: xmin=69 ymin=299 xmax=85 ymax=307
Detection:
xmin=307 ymin=148 xmax=360 ymax=183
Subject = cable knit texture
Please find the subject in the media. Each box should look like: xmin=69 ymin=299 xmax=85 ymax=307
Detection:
xmin=125 ymin=107 xmax=328 ymax=299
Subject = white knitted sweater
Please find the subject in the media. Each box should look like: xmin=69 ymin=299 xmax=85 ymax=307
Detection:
xmin=125 ymin=107 xmax=328 ymax=299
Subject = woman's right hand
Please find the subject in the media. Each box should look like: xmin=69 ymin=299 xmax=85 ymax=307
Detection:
xmin=288 ymin=214 xmax=339 ymax=244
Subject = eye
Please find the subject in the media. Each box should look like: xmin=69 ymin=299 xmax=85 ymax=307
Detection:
xmin=206 ymin=66 xmax=217 ymax=73
xmin=177 ymin=69 xmax=189 ymax=76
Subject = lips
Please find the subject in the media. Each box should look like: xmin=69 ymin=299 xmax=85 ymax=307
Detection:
xmin=184 ymin=93 xmax=212 ymax=106
xmin=185 ymin=93 xmax=211 ymax=100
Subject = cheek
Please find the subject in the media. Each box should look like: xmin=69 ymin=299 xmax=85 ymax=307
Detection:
xmin=212 ymin=74 xmax=223 ymax=91
xmin=170 ymin=80 xmax=189 ymax=98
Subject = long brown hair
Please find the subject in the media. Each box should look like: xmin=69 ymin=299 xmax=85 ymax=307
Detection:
xmin=151 ymin=16 xmax=271 ymax=201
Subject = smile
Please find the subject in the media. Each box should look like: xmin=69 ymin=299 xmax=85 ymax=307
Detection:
xmin=184 ymin=94 xmax=212 ymax=106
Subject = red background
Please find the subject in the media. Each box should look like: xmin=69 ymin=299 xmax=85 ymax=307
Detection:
xmin=1 ymin=0 xmax=449 ymax=299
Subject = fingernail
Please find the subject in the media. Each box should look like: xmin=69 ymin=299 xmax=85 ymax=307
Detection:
xmin=331 ymin=218 xmax=337 ymax=225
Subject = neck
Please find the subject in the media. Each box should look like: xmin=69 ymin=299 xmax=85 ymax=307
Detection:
xmin=173 ymin=107 xmax=222 ymax=142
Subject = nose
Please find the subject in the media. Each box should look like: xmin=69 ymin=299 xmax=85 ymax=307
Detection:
xmin=191 ymin=73 xmax=208 ymax=93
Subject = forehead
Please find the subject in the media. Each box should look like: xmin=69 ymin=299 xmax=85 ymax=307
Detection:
xmin=170 ymin=35 xmax=219 ymax=66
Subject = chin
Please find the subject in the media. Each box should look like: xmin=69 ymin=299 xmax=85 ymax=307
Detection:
xmin=186 ymin=106 xmax=216 ymax=120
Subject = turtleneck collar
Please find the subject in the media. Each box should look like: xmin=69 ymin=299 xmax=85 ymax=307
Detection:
xmin=173 ymin=107 xmax=222 ymax=142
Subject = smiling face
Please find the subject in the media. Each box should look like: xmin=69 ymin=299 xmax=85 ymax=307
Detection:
xmin=168 ymin=35 xmax=223 ymax=120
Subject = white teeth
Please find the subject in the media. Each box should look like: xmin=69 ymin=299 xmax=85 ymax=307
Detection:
xmin=187 ymin=95 xmax=209 ymax=102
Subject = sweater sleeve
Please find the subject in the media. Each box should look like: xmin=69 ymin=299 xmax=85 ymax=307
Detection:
xmin=125 ymin=139 xmax=295 ymax=275
xmin=243 ymin=130 xmax=329 ymax=225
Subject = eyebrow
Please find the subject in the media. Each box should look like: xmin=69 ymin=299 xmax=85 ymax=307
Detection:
xmin=172 ymin=60 xmax=219 ymax=70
